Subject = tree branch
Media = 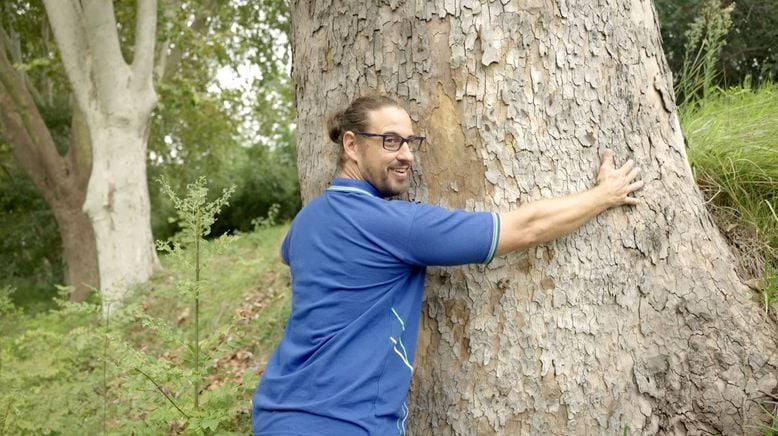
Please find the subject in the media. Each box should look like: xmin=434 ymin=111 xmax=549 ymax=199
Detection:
xmin=67 ymin=104 xmax=92 ymax=191
xmin=153 ymin=0 xmax=180 ymax=80
xmin=80 ymin=0 xmax=130 ymax=109
xmin=0 ymin=17 xmax=45 ymax=107
xmin=132 ymin=0 xmax=158 ymax=83
xmin=134 ymin=367 xmax=191 ymax=419
xmin=0 ymin=159 xmax=13 ymax=180
xmin=158 ymin=0 xmax=217 ymax=84
xmin=0 ymin=35 xmax=62 ymax=198
xmin=41 ymin=0 xmax=92 ymax=112
xmin=41 ymin=17 xmax=54 ymax=106
xmin=155 ymin=39 xmax=171 ymax=80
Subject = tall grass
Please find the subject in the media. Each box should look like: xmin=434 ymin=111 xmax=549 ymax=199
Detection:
xmin=676 ymin=0 xmax=735 ymax=108
xmin=681 ymin=83 xmax=778 ymax=312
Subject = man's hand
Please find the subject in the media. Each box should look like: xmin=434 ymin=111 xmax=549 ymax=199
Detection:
xmin=595 ymin=149 xmax=644 ymax=207
xmin=496 ymin=149 xmax=646 ymax=256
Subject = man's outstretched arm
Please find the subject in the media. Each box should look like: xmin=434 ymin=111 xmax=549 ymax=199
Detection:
xmin=496 ymin=149 xmax=644 ymax=256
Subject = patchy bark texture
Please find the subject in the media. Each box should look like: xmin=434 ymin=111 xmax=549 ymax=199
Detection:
xmin=291 ymin=0 xmax=778 ymax=434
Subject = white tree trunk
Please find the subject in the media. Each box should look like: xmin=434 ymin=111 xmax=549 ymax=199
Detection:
xmin=291 ymin=0 xmax=778 ymax=434
xmin=43 ymin=0 xmax=160 ymax=311
xmin=83 ymin=116 xmax=158 ymax=313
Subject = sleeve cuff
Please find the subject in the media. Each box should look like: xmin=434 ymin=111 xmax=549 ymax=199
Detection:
xmin=482 ymin=212 xmax=500 ymax=264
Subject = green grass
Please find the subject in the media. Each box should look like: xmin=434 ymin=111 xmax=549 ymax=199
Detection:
xmin=681 ymin=83 xmax=778 ymax=313
xmin=0 ymin=225 xmax=291 ymax=434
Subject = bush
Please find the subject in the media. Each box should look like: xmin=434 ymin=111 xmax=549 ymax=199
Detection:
xmin=0 ymin=180 xmax=292 ymax=434
xmin=0 ymin=154 xmax=63 ymax=310
xmin=210 ymin=144 xmax=301 ymax=237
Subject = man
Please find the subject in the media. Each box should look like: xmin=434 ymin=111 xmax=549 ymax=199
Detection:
xmin=252 ymin=95 xmax=644 ymax=435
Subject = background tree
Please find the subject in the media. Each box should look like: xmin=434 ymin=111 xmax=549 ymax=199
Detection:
xmin=290 ymin=1 xmax=778 ymax=433
xmin=0 ymin=1 xmax=97 ymax=303
xmin=0 ymin=0 xmax=296 ymax=309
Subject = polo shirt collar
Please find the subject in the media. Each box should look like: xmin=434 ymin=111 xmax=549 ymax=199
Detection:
xmin=328 ymin=178 xmax=383 ymax=198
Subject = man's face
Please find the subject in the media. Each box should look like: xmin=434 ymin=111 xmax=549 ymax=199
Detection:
xmin=353 ymin=106 xmax=416 ymax=196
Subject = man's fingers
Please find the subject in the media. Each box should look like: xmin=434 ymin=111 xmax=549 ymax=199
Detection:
xmin=628 ymin=180 xmax=645 ymax=192
xmin=601 ymin=149 xmax=615 ymax=168
xmin=619 ymin=159 xmax=635 ymax=174
xmin=623 ymin=196 xmax=640 ymax=206
xmin=627 ymin=167 xmax=641 ymax=181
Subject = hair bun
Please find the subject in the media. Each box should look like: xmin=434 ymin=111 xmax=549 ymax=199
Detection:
xmin=327 ymin=111 xmax=346 ymax=144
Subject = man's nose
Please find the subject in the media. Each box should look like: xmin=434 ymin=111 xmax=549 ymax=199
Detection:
xmin=397 ymin=142 xmax=414 ymax=162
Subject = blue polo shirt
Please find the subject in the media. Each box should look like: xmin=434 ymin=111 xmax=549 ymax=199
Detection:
xmin=252 ymin=178 xmax=499 ymax=435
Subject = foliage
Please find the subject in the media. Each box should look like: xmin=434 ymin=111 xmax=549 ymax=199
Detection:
xmin=156 ymin=176 xmax=235 ymax=415
xmin=754 ymin=395 xmax=778 ymax=435
xmin=0 ymin=296 xmax=106 ymax=434
xmin=676 ymin=0 xmax=735 ymax=106
xmin=656 ymin=0 xmax=778 ymax=88
xmin=681 ymin=83 xmax=778 ymax=313
xmin=0 ymin=285 xmax=15 ymax=316
xmin=147 ymin=0 xmax=297 ymax=241
xmin=0 ymin=222 xmax=291 ymax=434
xmin=0 ymin=0 xmax=300 ymax=300
xmin=0 ymin=144 xmax=62 ymax=311
xmin=211 ymin=144 xmax=301 ymax=237
xmin=252 ymin=204 xmax=282 ymax=230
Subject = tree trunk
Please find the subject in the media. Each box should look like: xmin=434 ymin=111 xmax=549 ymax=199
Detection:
xmin=0 ymin=35 xmax=99 ymax=302
xmin=51 ymin=196 xmax=99 ymax=303
xmin=290 ymin=1 xmax=778 ymax=434
xmin=83 ymin=116 xmax=158 ymax=313
xmin=41 ymin=0 xmax=161 ymax=313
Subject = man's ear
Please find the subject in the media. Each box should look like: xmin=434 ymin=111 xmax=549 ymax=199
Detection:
xmin=343 ymin=131 xmax=359 ymax=162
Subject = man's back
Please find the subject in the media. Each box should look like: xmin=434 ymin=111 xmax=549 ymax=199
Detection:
xmin=252 ymin=178 xmax=498 ymax=435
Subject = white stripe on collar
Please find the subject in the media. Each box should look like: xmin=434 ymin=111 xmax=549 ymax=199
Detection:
xmin=326 ymin=185 xmax=376 ymax=197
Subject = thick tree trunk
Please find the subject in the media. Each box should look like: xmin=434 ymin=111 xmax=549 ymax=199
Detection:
xmin=3 ymin=0 xmax=199 ymax=309
xmin=291 ymin=0 xmax=778 ymax=434
xmin=41 ymin=0 xmax=160 ymax=313
xmin=62 ymin=106 xmax=100 ymax=302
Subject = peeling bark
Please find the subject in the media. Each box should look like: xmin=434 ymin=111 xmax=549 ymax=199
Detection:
xmin=291 ymin=0 xmax=778 ymax=434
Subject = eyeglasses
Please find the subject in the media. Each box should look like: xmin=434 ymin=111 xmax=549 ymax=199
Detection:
xmin=356 ymin=132 xmax=425 ymax=152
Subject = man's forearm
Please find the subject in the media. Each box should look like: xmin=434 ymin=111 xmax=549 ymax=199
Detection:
xmin=492 ymin=150 xmax=643 ymax=257
xmin=496 ymin=186 xmax=611 ymax=256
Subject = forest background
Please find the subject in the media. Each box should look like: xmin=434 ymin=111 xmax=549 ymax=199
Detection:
xmin=0 ymin=0 xmax=777 ymax=434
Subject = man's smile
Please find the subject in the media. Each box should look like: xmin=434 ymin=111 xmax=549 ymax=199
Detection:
xmin=390 ymin=166 xmax=409 ymax=177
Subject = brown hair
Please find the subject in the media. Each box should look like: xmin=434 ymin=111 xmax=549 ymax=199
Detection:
xmin=327 ymin=95 xmax=401 ymax=146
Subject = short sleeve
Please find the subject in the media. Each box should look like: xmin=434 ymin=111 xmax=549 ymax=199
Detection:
xmin=396 ymin=204 xmax=500 ymax=267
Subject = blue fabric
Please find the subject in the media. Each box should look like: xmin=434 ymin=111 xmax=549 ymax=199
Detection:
xmin=252 ymin=178 xmax=499 ymax=435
